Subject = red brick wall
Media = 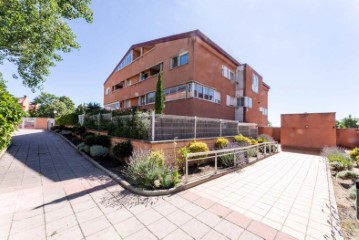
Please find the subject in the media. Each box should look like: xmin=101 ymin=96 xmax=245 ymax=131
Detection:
xmin=258 ymin=127 xmax=281 ymax=142
xmin=281 ymin=113 xmax=336 ymax=150
xmin=243 ymin=65 xmax=269 ymax=126
xmin=336 ymin=129 xmax=359 ymax=149
xmin=35 ymin=118 xmax=49 ymax=129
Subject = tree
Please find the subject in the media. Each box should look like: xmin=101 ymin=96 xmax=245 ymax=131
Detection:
xmin=337 ymin=115 xmax=359 ymax=129
xmin=29 ymin=92 xmax=75 ymax=117
xmin=0 ymin=73 xmax=25 ymax=149
xmin=155 ymin=73 xmax=164 ymax=114
xmin=0 ymin=0 xmax=93 ymax=90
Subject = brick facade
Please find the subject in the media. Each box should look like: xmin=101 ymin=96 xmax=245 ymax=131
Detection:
xmin=104 ymin=30 xmax=270 ymax=126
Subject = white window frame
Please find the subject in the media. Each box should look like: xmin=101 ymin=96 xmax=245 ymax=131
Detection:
xmin=105 ymin=87 xmax=110 ymax=95
xmin=222 ymin=65 xmax=235 ymax=80
xmin=252 ymin=74 xmax=259 ymax=93
xmin=171 ymin=52 xmax=188 ymax=69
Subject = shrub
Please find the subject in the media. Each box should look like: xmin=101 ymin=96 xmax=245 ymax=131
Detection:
xmin=188 ymin=141 xmax=209 ymax=153
xmin=349 ymin=148 xmax=359 ymax=162
xmin=77 ymin=142 xmax=90 ymax=153
xmin=56 ymin=113 xmax=78 ymax=126
xmin=348 ymin=185 xmax=356 ymax=200
xmin=84 ymin=134 xmax=110 ymax=147
xmin=112 ymin=141 xmax=133 ymax=159
xmin=215 ymin=137 xmax=229 ymax=149
xmin=124 ymin=150 xmax=179 ymax=189
xmin=84 ymin=135 xmax=96 ymax=146
xmin=257 ymin=134 xmax=275 ymax=143
xmin=0 ymin=78 xmax=25 ymax=150
xmin=329 ymin=161 xmax=346 ymax=171
xmin=177 ymin=146 xmax=191 ymax=168
xmin=336 ymin=170 xmax=358 ymax=182
xmin=73 ymin=126 xmax=86 ymax=135
xmin=90 ymin=145 xmax=109 ymax=157
xmin=219 ymin=142 xmax=247 ymax=167
xmin=233 ymin=135 xmax=251 ymax=145
xmin=82 ymin=132 xmax=94 ymax=139
xmin=321 ymin=147 xmax=353 ymax=170
xmin=250 ymin=139 xmax=259 ymax=145
xmin=149 ymin=151 xmax=165 ymax=166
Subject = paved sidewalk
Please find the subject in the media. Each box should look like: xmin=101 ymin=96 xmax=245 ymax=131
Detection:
xmin=0 ymin=130 xmax=341 ymax=240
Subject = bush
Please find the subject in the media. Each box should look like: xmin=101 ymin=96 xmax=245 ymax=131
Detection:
xmin=321 ymin=147 xmax=353 ymax=170
xmin=250 ymin=139 xmax=259 ymax=145
xmin=82 ymin=132 xmax=94 ymax=139
xmin=77 ymin=142 xmax=90 ymax=153
xmin=73 ymin=126 xmax=86 ymax=135
xmin=215 ymin=137 xmax=229 ymax=149
xmin=336 ymin=170 xmax=358 ymax=182
xmin=188 ymin=141 xmax=209 ymax=153
xmin=177 ymin=141 xmax=209 ymax=168
xmin=84 ymin=134 xmax=110 ymax=147
xmin=330 ymin=161 xmax=346 ymax=171
xmin=177 ymin=146 xmax=191 ymax=168
xmin=0 ymin=78 xmax=25 ymax=150
xmin=112 ymin=141 xmax=133 ymax=159
xmin=55 ymin=113 xmax=78 ymax=126
xmin=233 ymin=135 xmax=251 ymax=145
xmin=84 ymin=135 xmax=96 ymax=146
xmin=348 ymin=185 xmax=356 ymax=200
xmin=90 ymin=145 xmax=109 ymax=157
xmin=149 ymin=151 xmax=165 ymax=166
xmin=124 ymin=150 xmax=179 ymax=189
xmin=350 ymin=148 xmax=359 ymax=162
xmin=219 ymin=142 xmax=247 ymax=167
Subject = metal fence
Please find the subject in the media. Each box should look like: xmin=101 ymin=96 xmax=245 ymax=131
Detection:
xmin=185 ymin=141 xmax=279 ymax=184
xmin=79 ymin=112 xmax=258 ymax=141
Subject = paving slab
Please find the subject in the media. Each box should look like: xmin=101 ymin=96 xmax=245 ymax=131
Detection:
xmin=0 ymin=129 xmax=342 ymax=240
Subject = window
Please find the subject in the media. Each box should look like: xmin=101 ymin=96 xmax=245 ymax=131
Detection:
xmin=252 ymin=74 xmax=259 ymax=93
xmin=226 ymin=95 xmax=237 ymax=107
xmin=260 ymin=107 xmax=268 ymax=116
xmin=138 ymin=96 xmax=146 ymax=106
xmin=164 ymin=85 xmax=187 ymax=101
xmin=116 ymin=51 xmax=133 ymax=72
xmin=222 ymin=65 xmax=235 ymax=80
xmin=124 ymin=100 xmax=131 ymax=108
xmin=238 ymin=97 xmax=253 ymax=108
xmin=104 ymin=102 xmax=120 ymax=110
xmin=139 ymin=72 xmax=148 ymax=81
xmin=146 ymin=92 xmax=155 ymax=104
xmin=171 ymin=52 xmax=188 ymax=69
xmin=192 ymin=83 xmax=220 ymax=103
xmin=105 ymin=88 xmax=110 ymax=95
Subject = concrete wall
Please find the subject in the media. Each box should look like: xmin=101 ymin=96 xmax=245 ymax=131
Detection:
xmin=258 ymin=127 xmax=281 ymax=142
xmin=281 ymin=113 xmax=336 ymax=151
xmin=35 ymin=118 xmax=50 ymax=129
xmin=336 ymin=128 xmax=359 ymax=149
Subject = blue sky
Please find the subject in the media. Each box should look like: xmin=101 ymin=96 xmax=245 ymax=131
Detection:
xmin=2 ymin=0 xmax=359 ymax=126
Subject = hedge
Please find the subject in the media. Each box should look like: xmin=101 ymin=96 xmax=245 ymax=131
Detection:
xmin=56 ymin=113 xmax=78 ymax=126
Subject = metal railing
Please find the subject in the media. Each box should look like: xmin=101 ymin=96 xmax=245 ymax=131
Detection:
xmin=185 ymin=141 xmax=279 ymax=184
xmin=79 ymin=112 xmax=258 ymax=141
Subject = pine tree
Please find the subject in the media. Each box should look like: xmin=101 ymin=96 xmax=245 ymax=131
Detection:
xmin=155 ymin=73 xmax=164 ymax=114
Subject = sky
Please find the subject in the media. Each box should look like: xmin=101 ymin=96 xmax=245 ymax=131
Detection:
xmin=2 ymin=0 xmax=359 ymax=126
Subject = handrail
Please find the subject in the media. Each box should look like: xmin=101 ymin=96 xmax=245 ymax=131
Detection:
xmin=185 ymin=141 xmax=279 ymax=183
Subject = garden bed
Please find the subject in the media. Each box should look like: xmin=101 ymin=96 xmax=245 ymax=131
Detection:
xmin=323 ymin=147 xmax=359 ymax=239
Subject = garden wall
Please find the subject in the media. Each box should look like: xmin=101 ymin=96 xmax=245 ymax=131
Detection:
xmin=281 ymin=113 xmax=336 ymax=151
xmin=258 ymin=127 xmax=281 ymax=142
xmin=87 ymin=129 xmax=234 ymax=161
xmin=336 ymin=128 xmax=359 ymax=149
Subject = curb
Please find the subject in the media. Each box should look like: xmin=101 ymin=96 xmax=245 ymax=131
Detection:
xmin=323 ymin=156 xmax=344 ymax=239
xmin=0 ymin=142 xmax=13 ymax=159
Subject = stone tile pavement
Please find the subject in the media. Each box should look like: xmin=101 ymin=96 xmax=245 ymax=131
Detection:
xmin=0 ymin=130 xmax=342 ymax=240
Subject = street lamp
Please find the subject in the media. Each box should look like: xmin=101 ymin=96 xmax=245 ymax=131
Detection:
xmin=53 ymin=110 xmax=57 ymax=118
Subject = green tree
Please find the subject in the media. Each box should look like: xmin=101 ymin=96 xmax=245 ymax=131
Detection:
xmin=155 ymin=73 xmax=164 ymax=114
xmin=0 ymin=0 xmax=93 ymax=90
xmin=29 ymin=92 xmax=75 ymax=117
xmin=0 ymin=73 xmax=25 ymax=149
xmin=337 ymin=115 xmax=359 ymax=129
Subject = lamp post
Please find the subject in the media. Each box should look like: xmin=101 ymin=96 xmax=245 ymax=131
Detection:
xmin=53 ymin=110 xmax=57 ymax=118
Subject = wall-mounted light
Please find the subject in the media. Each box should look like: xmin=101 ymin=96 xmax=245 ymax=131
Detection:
xmin=305 ymin=125 xmax=309 ymax=129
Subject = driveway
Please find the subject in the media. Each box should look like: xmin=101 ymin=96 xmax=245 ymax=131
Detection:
xmin=0 ymin=129 xmax=341 ymax=240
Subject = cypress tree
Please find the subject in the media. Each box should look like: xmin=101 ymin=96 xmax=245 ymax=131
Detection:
xmin=155 ymin=73 xmax=164 ymax=114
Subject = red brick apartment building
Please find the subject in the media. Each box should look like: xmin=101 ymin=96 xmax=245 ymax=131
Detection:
xmin=104 ymin=30 xmax=270 ymax=126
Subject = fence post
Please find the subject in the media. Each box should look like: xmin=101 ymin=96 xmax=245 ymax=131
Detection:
xmin=233 ymin=150 xmax=237 ymax=167
xmin=215 ymin=152 xmax=217 ymax=174
xmin=97 ymin=113 xmax=100 ymax=129
xmin=264 ymin=142 xmax=267 ymax=156
xmin=151 ymin=111 xmax=155 ymax=141
xmin=220 ymin=119 xmax=222 ymax=137
xmin=194 ymin=116 xmax=197 ymax=139
xmin=257 ymin=145 xmax=259 ymax=161
xmin=356 ymin=179 xmax=359 ymax=220
xmin=185 ymin=155 xmax=189 ymax=184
